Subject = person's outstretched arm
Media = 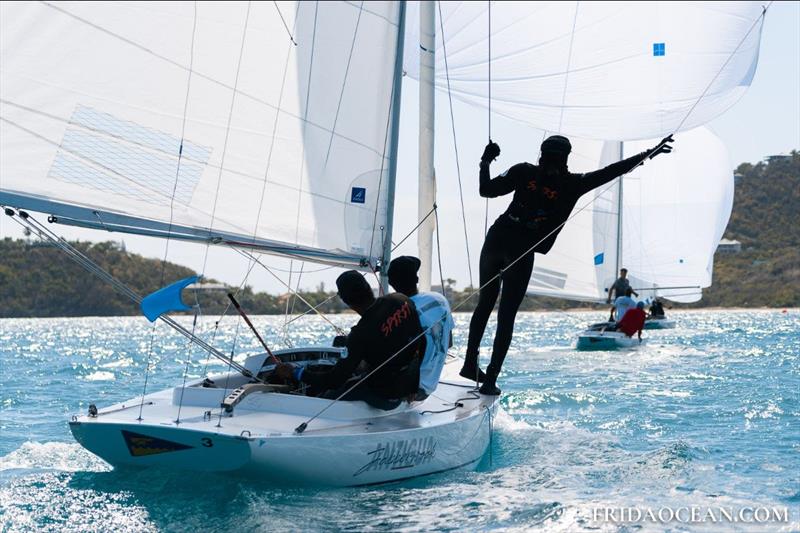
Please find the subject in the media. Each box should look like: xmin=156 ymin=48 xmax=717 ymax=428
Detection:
xmin=477 ymin=141 xmax=519 ymax=198
xmin=577 ymin=135 xmax=674 ymax=195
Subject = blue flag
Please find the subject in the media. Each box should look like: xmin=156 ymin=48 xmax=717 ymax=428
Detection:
xmin=140 ymin=275 xmax=199 ymax=322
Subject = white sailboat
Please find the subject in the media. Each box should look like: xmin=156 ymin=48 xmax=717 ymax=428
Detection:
xmin=1 ymin=0 xmax=499 ymax=486
xmin=0 ymin=1 xmax=767 ymax=482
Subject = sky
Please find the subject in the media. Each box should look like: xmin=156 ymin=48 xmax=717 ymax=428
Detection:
xmin=2 ymin=1 xmax=798 ymax=296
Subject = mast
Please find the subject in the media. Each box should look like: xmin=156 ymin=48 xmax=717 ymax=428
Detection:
xmin=417 ymin=0 xmax=436 ymax=291
xmin=380 ymin=0 xmax=407 ymax=293
xmin=614 ymin=141 xmax=624 ymax=276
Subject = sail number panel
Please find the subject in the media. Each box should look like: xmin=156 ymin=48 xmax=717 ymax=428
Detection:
xmin=121 ymin=429 xmax=195 ymax=457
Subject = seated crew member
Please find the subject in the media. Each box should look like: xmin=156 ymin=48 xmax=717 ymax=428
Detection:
xmin=275 ymin=271 xmax=423 ymax=410
xmin=387 ymin=256 xmax=455 ymax=400
xmin=606 ymin=268 xmax=638 ymax=304
xmin=611 ymin=288 xmax=637 ymax=322
xmin=462 ymin=134 xmax=674 ymax=395
xmin=649 ymin=298 xmax=666 ymax=318
xmin=616 ymin=301 xmax=647 ymax=341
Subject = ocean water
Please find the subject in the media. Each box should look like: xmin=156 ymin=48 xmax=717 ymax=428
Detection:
xmin=0 ymin=310 xmax=798 ymax=532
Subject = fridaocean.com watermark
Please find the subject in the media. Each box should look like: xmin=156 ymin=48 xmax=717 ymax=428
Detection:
xmin=592 ymin=506 xmax=791 ymax=525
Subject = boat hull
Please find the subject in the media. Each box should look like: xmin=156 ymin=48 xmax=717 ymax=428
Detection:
xmin=576 ymin=331 xmax=645 ymax=351
xmin=69 ymin=401 xmax=494 ymax=486
xmin=68 ymin=347 xmax=497 ymax=486
xmin=643 ymin=317 xmax=675 ymax=329
xmin=69 ymin=420 xmax=253 ymax=472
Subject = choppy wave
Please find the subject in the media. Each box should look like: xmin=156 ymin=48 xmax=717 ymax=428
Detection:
xmin=0 ymin=311 xmax=798 ymax=531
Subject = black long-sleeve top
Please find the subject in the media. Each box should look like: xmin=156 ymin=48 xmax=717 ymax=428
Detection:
xmin=301 ymin=293 xmax=423 ymax=399
xmin=479 ymin=152 xmax=650 ymax=254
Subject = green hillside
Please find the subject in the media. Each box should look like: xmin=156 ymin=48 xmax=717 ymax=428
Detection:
xmin=0 ymin=239 xmax=347 ymax=318
xmin=0 ymin=151 xmax=796 ymax=317
xmin=690 ymin=151 xmax=799 ymax=307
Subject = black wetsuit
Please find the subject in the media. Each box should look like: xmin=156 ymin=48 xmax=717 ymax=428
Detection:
xmin=301 ymin=293 xmax=422 ymax=405
xmin=650 ymin=300 xmax=665 ymax=318
xmin=466 ymin=152 xmax=652 ymax=377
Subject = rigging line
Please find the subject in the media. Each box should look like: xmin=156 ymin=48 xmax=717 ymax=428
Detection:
xmin=243 ymin=2 xmax=298 ymax=323
xmin=232 ymin=247 xmax=346 ymax=334
xmin=391 ymin=205 xmax=437 ymax=252
xmin=248 ymin=8 xmax=298 ymax=338
xmin=216 ymin=321 xmax=241 ymax=428
xmin=284 ymin=2 xmax=318 ymax=319
xmin=201 ymin=319 xmax=220 ymax=377
xmin=323 ymin=1 xmax=365 ymax=167
xmin=484 ymin=0 xmax=491 ymax=239
xmin=292 ymin=0 xmax=319 ymax=249
xmin=283 ymin=261 xmax=306 ymax=347
xmin=438 ymin=0 xmax=474 ymax=288
xmin=283 ymin=292 xmax=338 ymax=327
xmin=273 ymin=0 xmax=298 ymax=45
xmin=206 ymin=252 xmax=262 ymax=344
xmin=9 ymin=211 xmax=260 ymax=380
xmin=557 ymin=1 xmax=580 ymax=134
xmin=673 ymin=1 xmax=771 ymax=134
xmin=36 ymin=1 xmax=385 ymax=159
xmin=366 ymin=3 xmax=404 ymax=266
xmin=174 ymin=309 xmax=199 ymax=425
xmin=159 ymin=0 xmax=197 ymax=282
xmin=225 ymin=3 xmax=300 ymax=342
xmin=289 ymin=262 xmax=305 ymax=318
xmin=484 ymin=199 xmax=489 ymax=238
xmin=434 ymin=206 xmax=447 ymax=296
xmin=138 ymin=321 xmax=158 ymax=420
xmin=201 ymin=1 xmax=252 ymax=277
xmin=487 ymin=0 xmax=491 ymax=139
xmin=140 ymin=1 xmax=199 ymax=419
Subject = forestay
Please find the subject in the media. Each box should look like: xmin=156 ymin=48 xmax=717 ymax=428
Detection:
xmin=404 ymin=1 xmax=764 ymax=140
xmin=528 ymin=126 xmax=733 ymax=303
xmin=0 ymin=1 xmax=404 ymax=268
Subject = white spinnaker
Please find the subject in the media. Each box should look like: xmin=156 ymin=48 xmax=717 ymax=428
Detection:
xmin=0 ymin=1 xmax=403 ymax=267
xmin=617 ymin=128 xmax=734 ymax=303
xmin=527 ymin=127 xmax=733 ymax=303
xmin=404 ymin=1 xmax=764 ymax=140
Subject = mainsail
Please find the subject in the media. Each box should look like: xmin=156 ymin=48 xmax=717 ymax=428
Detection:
xmin=404 ymin=1 xmax=764 ymax=140
xmin=0 ymin=1 xmax=405 ymax=269
xmin=528 ymin=126 xmax=734 ymax=303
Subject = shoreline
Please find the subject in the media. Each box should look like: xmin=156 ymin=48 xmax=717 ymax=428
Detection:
xmin=1 ymin=307 xmax=796 ymax=320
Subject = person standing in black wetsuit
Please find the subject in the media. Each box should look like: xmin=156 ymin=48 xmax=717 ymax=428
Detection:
xmin=460 ymin=134 xmax=675 ymax=395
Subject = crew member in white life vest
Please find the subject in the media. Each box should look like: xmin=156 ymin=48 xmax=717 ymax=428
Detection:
xmin=387 ymin=256 xmax=455 ymax=400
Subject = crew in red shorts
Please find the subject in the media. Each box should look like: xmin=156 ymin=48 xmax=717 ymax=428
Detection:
xmin=617 ymin=301 xmax=647 ymax=340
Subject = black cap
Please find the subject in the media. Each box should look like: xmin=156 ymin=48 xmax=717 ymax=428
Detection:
xmin=336 ymin=270 xmax=371 ymax=304
xmin=387 ymin=256 xmax=421 ymax=286
xmin=541 ymin=135 xmax=572 ymax=155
